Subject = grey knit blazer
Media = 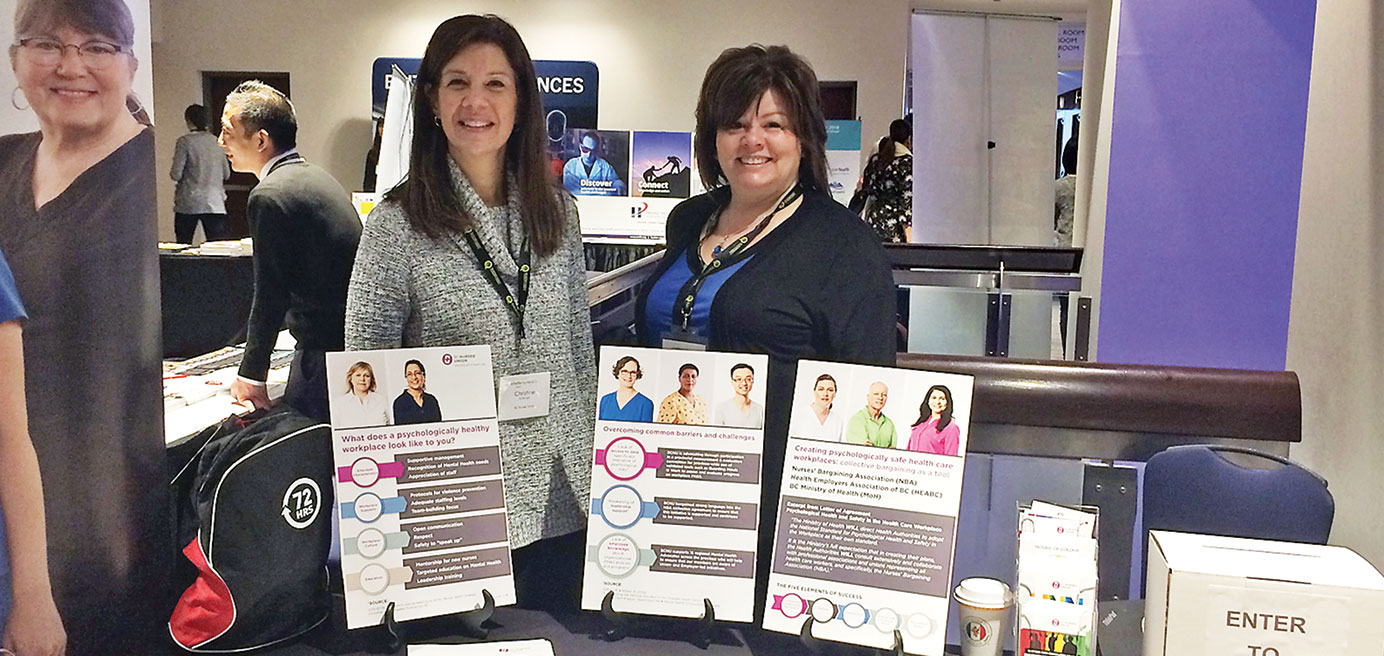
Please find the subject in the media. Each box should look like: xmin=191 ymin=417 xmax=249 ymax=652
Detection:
xmin=345 ymin=162 xmax=595 ymax=548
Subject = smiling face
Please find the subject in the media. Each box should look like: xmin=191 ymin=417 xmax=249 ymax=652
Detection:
xmin=12 ymin=25 xmax=136 ymax=139
xmin=616 ymin=361 xmax=641 ymax=390
xmin=350 ymin=368 xmax=374 ymax=394
xmin=928 ymin=389 xmax=949 ymax=415
xmin=731 ymin=367 xmax=754 ymax=398
xmin=866 ymin=383 xmax=888 ymax=413
xmin=715 ymin=88 xmax=801 ymax=200
xmin=678 ymin=368 xmax=698 ymax=394
xmin=813 ymin=379 xmax=836 ymax=405
xmin=431 ymin=42 xmax=517 ymax=176
xmin=405 ymin=363 xmax=426 ymax=391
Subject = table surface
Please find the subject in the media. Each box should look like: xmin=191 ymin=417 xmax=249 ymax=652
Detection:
xmin=149 ymin=598 xmax=1145 ymax=656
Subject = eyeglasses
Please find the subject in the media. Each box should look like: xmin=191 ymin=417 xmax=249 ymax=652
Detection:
xmin=618 ymin=369 xmax=640 ymax=376
xmin=15 ymin=37 xmax=128 ymax=70
xmin=579 ymin=145 xmax=593 ymax=153
xmin=405 ymin=371 xmax=425 ymax=378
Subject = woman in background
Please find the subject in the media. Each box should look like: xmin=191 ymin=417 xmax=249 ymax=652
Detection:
xmin=859 ymin=118 xmax=913 ymax=243
xmin=345 ymin=14 xmax=594 ymax=610
xmin=907 ymin=384 xmax=961 ymax=456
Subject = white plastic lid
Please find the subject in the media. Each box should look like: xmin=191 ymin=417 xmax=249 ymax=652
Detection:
xmin=954 ymin=577 xmax=1012 ymax=609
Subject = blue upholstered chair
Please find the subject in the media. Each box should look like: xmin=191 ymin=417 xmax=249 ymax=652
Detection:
xmin=1142 ymin=444 xmax=1334 ymax=547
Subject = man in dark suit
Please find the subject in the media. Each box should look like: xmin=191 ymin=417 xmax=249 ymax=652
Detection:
xmin=219 ymin=80 xmax=361 ymax=421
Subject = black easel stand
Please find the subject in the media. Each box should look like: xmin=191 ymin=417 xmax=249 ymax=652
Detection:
xmin=799 ymin=617 xmax=906 ymax=656
xmin=595 ymin=591 xmax=719 ymax=649
xmin=367 ymin=589 xmax=496 ymax=654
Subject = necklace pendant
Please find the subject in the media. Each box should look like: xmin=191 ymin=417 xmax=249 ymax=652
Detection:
xmin=712 ymin=245 xmax=722 ymax=256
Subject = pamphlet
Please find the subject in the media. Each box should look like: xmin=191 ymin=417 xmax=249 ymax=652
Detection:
xmin=328 ymin=346 xmax=515 ymax=629
xmin=763 ymin=361 xmax=974 ymax=654
xmin=580 ymin=346 xmax=768 ymax=621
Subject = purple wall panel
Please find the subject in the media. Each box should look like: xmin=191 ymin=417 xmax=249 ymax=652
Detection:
xmin=1097 ymin=0 xmax=1317 ymax=370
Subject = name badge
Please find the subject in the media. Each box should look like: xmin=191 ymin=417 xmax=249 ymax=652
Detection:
xmin=498 ymin=372 xmax=551 ymax=421
xmin=662 ymin=328 xmax=708 ymax=351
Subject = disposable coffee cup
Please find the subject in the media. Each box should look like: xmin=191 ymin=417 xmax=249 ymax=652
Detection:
xmin=954 ymin=577 xmax=1012 ymax=656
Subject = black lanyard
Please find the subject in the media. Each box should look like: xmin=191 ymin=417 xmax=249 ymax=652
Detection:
xmin=671 ymin=185 xmax=803 ymax=331
xmin=460 ymin=229 xmax=531 ymax=338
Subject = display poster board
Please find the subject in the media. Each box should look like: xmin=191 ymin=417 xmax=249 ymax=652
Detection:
xmin=0 ymin=0 xmax=167 ymax=651
xmin=582 ymin=346 xmax=768 ymax=621
xmin=371 ymin=58 xmax=598 ymax=127
xmin=763 ymin=361 xmax=974 ymax=654
xmin=825 ymin=120 xmax=863 ymax=206
xmin=558 ymin=129 xmax=698 ymax=243
xmin=327 ymin=346 xmax=516 ymax=629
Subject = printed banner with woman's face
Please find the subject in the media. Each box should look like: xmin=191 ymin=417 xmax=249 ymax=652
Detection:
xmin=0 ymin=0 xmax=165 ymax=652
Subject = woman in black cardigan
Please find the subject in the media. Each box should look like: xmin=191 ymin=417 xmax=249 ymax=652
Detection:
xmin=634 ymin=43 xmax=895 ymax=620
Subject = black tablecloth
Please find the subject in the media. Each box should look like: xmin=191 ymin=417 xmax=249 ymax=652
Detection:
xmin=161 ymin=252 xmax=253 ymax=358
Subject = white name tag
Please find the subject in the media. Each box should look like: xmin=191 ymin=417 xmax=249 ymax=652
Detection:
xmin=498 ymin=372 xmax=551 ymax=421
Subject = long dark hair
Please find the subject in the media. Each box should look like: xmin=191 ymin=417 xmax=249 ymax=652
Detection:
xmin=869 ymin=118 xmax=912 ymax=176
xmin=387 ymin=14 xmax=564 ymax=256
xmin=693 ymin=44 xmax=829 ymax=193
xmin=912 ymin=384 xmax=954 ymax=431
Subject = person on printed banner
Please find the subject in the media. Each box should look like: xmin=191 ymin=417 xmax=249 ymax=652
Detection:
xmin=598 ymin=355 xmax=654 ymax=422
xmin=0 ymin=0 xmax=163 ymax=649
xmin=220 ymin=81 xmax=362 ymax=422
xmin=788 ymin=373 xmax=843 ymax=441
xmin=344 ymin=15 xmax=596 ymax=611
xmin=170 ymin=103 xmax=230 ymax=243
xmin=843 ymin=381 xmax=897 ymax=448
xmin=906 ymin=384 xmax=960 ymax=456
xmin=655 ymin=363 xmax=707 ymax=425
xmin=331 ymin=361 xmax=390 ymax=428
xmin=0 ymin=250 xmax=65 ymax=656
xmin=711 ymin=362 xmax=764 ymax=429
xmin=393 ymin=359 xmax=442 ymax=425
xmin=561 ymin=131 xmax=626 ymax=196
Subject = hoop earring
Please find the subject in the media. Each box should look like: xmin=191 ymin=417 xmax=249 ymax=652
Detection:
xmin=434 ymin=116 xmax=442 ymax=127
xmin=11 ymin=87 xmax=29 ymax=111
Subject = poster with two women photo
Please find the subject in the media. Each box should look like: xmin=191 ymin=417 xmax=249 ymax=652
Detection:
xmin=764 ymin=361 xmax=974 ymax=654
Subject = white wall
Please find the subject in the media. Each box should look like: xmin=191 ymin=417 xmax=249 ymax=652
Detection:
xmin=1286 ymin=0 xmax=1384 ymax=567
xmin=150 ymin=0 xmax=910 ymax=239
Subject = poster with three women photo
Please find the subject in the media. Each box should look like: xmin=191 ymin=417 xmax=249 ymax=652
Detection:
xmin=765 ymin=361 xmax=973 ymax=654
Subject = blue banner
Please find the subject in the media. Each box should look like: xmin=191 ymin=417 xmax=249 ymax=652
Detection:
xmin=371 ymin=58 xmax=598 ymax=129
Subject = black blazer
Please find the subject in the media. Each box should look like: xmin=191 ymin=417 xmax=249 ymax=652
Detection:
xmin=239 ymin=156 xmax=362 ymax=381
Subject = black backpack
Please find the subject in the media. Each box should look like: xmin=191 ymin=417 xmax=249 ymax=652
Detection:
xmin=168 ymin=406 xmax=334 ymax=652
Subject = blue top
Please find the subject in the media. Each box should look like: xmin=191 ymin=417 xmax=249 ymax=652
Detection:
xmin=0 ymin=250 xmax=25 ymax=324
xmin=642 ymin=248 xmax=753 ymax=342
xmin=598 ymin=391 xmax=654 ymax=422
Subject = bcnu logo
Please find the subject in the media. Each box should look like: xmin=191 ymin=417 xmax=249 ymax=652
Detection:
xmin=630 ymin=202 xmax=649 ymax=218
xmin=442 ymin=354 xmax=453 ymax=365
xmin=966 ymin=621 xmax=989 ymax=643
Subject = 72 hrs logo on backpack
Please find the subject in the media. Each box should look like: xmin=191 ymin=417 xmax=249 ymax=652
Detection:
xmin=282 ymin=477 xmax=322 ymax=529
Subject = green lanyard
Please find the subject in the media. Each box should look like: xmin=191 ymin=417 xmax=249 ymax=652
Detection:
xmin=460 ymin=229 xmax=531 ymax=338
xmin=672 ymin=184 xmax=803 ymax=331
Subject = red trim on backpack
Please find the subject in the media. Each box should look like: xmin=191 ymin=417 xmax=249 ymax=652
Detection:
xmin=169 ymin=536 xmax=236 ymax=648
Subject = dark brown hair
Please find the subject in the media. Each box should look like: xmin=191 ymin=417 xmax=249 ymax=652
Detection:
xmin=870 ymin=118 xmax=912 ymax=174
xmin=612 ymin=355 xmax=642 ymax=380
xmin=14 ymin=0 xmax=134 ymax=48
xmin=386 ymin=14 xmax=564 ymax=256
xmin=693 ymin=44 xmax=829 ymax=193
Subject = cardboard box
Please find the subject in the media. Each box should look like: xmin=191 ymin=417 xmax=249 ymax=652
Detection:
xmin=1144 ymin=530 xmax=1384 ymax=656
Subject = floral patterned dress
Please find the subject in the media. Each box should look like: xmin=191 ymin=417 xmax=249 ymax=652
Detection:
xmin=861 ymin=152 xmax=913 ymax=243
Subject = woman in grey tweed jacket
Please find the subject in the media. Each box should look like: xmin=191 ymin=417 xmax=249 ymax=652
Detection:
xmin=344 ymin=15 xmax=594 ymax=608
